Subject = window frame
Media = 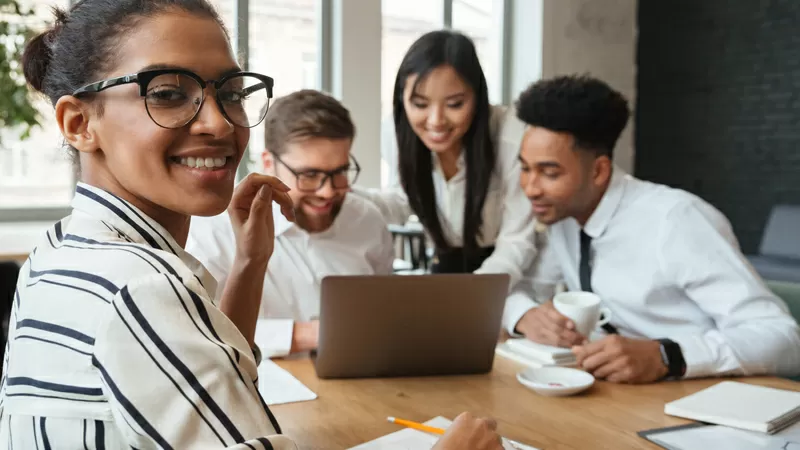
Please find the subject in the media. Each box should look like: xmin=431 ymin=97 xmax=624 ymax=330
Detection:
xmin=0 ymin=0 xmax=512 ymax=222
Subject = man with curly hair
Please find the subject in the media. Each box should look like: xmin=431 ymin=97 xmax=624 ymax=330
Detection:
xmin=509 ymin=74 xmax=800 ymax=384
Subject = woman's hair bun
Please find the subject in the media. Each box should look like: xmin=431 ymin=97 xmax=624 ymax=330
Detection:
xmin=21 ymin=7 xmax=67 ymax=93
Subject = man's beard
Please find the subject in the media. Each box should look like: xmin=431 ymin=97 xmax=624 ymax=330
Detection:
xmin=293 ymin=197 xmax=344 ymax=233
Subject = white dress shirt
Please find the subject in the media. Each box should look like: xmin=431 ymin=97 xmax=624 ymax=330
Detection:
xmin=355 ymin=105 xmax=536 ymax=288
xmin=186 ymin=194 xmax=394 ymax=358
xmin=510 ymin=168 xmax=800 ymax=379
xmin=0 ymin=183 xmax=295 ymax=449
xmin=502 ymin=228 xmax=563 ymax=333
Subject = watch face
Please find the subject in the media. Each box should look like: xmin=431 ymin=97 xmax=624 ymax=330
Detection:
xmin=659 ymin=344 xmax=670 ymax=365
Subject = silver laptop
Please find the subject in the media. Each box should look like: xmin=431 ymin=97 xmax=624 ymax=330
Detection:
xmin=313 ymin=273 xmax=510 ymax=379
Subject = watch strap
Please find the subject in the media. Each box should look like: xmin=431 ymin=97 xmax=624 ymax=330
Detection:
xmin=657 ymin=338 xmax=686 ymax=379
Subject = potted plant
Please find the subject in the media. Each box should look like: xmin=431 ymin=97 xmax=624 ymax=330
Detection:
xmin=0 ymin=0 xmax=39 ymax=144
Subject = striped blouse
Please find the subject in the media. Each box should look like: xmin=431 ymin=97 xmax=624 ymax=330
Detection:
xmin=0 ymin=183 xmax=297 ymax=449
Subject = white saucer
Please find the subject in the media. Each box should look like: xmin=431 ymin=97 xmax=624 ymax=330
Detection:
xmin=516 ymin=366 xmax=595 ymax=397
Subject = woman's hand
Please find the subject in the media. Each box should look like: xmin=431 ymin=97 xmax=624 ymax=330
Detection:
xmin=227 ymin=173 xmax=295 ymax=267
xmin=220 ymin=173 xmax=295 ymax=346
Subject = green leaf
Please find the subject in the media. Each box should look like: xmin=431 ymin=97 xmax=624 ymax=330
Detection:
xmin=0 ymin=0 xmax=42 ymax=145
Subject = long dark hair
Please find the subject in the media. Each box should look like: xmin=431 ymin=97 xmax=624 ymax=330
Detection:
xmin=393 ymin=30 xmax=495 ymax=258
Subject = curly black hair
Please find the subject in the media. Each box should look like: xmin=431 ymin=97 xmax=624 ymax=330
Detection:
xmin=515 ymin=74 xmax=630 ymax=157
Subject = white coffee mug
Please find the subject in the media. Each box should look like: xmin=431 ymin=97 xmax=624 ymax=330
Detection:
xmin=553 ymin=292 xmax=612 ymax=337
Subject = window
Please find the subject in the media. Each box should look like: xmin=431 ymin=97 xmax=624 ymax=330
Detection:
xmin=1 ymin=0 xmax=510 ymax=216
xmin=0 ymin=0 xmax=73 ymax=210
xmin=247 ymin=0 xmax=320 ymax=167
xmin=453 ymin=0 xmax=501 ymax=104
xmin=380 ymin=0 xmax=444 ymax=187
xmin=381 ymin=0 xmax=444 ymax=118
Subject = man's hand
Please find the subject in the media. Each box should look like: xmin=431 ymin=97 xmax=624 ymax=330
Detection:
xmin=515 ymin=302 xmax=586 ymax=348
xmin=432 ymin=412 xmax=503 ymax=450
xmin=572 ymin=335 xmax=668 ymax=384
xmin=290 ymin=320 xmax=319 ymax=354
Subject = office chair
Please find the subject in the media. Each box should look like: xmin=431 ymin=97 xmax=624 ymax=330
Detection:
xmin=0 ymin=261 xmax=20 ymax=373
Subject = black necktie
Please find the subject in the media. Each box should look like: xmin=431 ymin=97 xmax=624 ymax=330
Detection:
xmin=579 ymin=230 xmax=618 ymax=334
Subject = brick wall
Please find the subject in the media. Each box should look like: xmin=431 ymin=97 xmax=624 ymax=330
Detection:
xmin=635 ymin=0 xmax=800 ymax=253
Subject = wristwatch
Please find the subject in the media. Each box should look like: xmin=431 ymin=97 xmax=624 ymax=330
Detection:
xmin=657 ymin=338 xmax=686 ymax=379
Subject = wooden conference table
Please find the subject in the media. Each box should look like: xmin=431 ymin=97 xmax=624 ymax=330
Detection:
xmin=272 ymin=355 xmax=800 ymax=449
xmin=0 ymin=254 xmax=27 ymax=264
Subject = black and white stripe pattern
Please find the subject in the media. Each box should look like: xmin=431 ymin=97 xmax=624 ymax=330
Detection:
xmin=0 ymin=183 xmax=294 ymax=449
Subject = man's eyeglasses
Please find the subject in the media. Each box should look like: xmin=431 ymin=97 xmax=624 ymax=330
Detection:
xmin=72 ymin=68 xmax=274 ymax=129
xmin=272 ymin=152 xmax=361 ymax=193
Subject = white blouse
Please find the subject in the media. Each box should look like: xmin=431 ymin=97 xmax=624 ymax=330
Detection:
xmin=356 ymin=105 xmax=537 ymax=287
xmin=0 ymin=183 xmax=296 ymax=449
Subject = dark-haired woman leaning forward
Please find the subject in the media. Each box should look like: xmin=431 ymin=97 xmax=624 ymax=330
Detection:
xmin=356 ymin=30 xmax=538 ymax=290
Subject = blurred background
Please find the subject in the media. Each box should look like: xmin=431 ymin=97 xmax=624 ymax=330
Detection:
xmin=2 ymin=0 xmax=799 ymax=266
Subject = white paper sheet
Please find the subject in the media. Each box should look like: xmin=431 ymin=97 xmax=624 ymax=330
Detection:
xmin=647 ymin=421 xmax=800 ymax=450
xmin=257 ymin=359 xmax=317 ymax=405
xmin=348 ymin=417 xmax=539 ymax=450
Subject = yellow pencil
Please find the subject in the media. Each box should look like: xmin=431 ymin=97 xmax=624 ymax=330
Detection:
xmin=386 ymin=416 xmax=526 ymax=449
xmin=386 ymin=417 xmax=446 ymax=435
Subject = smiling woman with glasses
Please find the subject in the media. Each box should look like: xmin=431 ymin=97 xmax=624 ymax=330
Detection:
xmin=2 ymin=0 xmax=299 ymax=448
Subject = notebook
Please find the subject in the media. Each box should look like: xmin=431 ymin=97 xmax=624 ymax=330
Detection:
xmin=496 ymin=338 xmax=577 ymax=369
xmin=505 ymin=339 xmax=576 ymax=364
xmin=663 ymin=381 xmax=800 ymax=434
xmin=348 ymin=417 xmax=539 ymax=450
